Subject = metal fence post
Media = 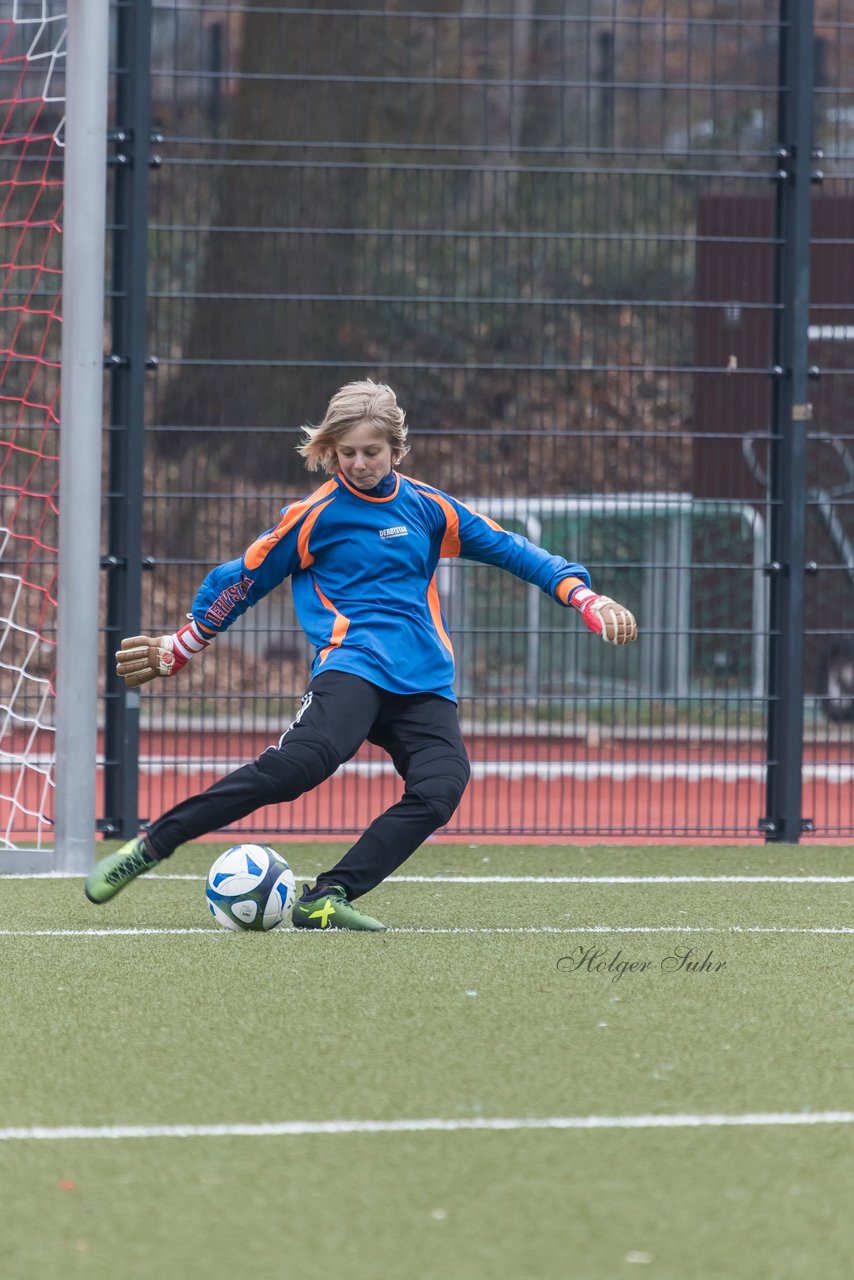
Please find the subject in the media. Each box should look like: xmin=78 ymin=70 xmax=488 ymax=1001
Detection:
xmin=102 ymin=0 xmax=154 ymax=838
xmin=763 ymin=0 xmax=815 ymax=843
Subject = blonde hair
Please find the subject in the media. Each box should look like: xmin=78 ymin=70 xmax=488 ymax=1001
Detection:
xmin=297 ymin=380 xmax=409 ymax=475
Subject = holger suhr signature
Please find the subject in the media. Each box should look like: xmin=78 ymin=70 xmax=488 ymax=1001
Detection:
xmin=557 ymin=944 xmax=727 ymax=983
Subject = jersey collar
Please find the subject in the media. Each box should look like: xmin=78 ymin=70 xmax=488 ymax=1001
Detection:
xmin=336 ymin=471 xmax=401 ymax=503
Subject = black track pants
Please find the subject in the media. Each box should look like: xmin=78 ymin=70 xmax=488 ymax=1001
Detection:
xmin=145 ymin=671 xmax=470 ymax=899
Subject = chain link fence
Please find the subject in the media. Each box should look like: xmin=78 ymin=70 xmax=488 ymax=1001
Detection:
xmin=97 ymin=1 xmax=854 ymax=839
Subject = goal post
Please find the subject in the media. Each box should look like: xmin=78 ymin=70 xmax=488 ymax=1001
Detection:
xmin=54 ymin=0 xmax=109 ymax=873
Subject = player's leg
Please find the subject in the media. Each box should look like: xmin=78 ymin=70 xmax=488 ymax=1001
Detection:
xmin=84 ymin=672 xmax=382 ymax=903
xmin=145 ymin=672 xmax=382 ymax=857
xmin=293 ymin=692 xmax=470 ymax=920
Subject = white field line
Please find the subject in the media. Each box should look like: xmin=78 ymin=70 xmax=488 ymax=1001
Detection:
xmin=1 ymin=1111 xmax=852 ymax=1143
xmin=139 ymin=759 xmax=779 ymax=781
xmin=1 ymin=925 xmax=852 ymax=937
xmin=5 ymin=872 xmax=854 ymax=886
xmin=383 ymin=873 xmax=854 ymax=885
xmin=5 ymin=757 xmax=854 ymax=782
xmin=112 ymin=759 xmax=854 ymax=784
xmin=162 ymin=872 xmax=854 ymax=885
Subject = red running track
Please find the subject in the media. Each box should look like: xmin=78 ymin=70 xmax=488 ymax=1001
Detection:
xmin=3 ymin=729 xmax=852 ymax=842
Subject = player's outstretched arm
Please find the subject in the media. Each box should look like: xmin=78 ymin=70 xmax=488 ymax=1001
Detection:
xmin=570 ymin=587 xmax=638 ymax=645
xmin=115 ymin=619 xmax=212 ymax=687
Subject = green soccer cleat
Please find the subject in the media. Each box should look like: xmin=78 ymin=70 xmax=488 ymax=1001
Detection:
xmin=291 ymin=884 xmax=387 ymax=932
xmin=84 ymin=837 xmax=159 ymax=904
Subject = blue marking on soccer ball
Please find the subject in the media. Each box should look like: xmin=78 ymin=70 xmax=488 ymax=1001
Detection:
xmin=205 ymin=844 xmax=296 ymax=932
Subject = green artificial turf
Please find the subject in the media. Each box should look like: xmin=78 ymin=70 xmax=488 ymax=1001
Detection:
xmin=1 ymin=842 xmax=852 ymax=1279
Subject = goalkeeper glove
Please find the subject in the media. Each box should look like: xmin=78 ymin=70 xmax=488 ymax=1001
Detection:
xmin=115 ymin=619 xmax=212 ymax=688
xmin=569 ymin=586 xmax=638 ymax=645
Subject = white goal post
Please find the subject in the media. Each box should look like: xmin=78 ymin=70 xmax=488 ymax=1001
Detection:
xmin=53 ymin=0 xmax=109 ymax=873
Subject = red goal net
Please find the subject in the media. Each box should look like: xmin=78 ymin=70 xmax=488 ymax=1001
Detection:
xmin=0 ymin=7 xmax=66 ymax=850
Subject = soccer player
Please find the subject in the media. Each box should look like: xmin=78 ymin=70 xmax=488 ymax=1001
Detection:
xmin=85 ymin=381 xmax=638 ymax=929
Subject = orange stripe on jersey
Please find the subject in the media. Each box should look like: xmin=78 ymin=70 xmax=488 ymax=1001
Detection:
xmin=426 ymin=574 xmax=454 ymax=658
xmin=297 ymin=497 xmax=335 ymax=568
xmin=243 ymin=480 xmax=337 ymax=571
xmin=457 ymin=498 xmax=504 ymax=533
xmin=407 ymin=476 xmax=504 ymax=551
xmin=434 ymin=494 xmax=461 ymax=557
xmin=313 ymin=582 xmax=351 ymax=663
xmin=414 ymin=489 xmax=460 ymax=557
xmin=555 ymin=576 xmax=585 ymax=605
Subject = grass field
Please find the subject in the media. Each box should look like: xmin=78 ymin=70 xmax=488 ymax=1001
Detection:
xmin=2 ymin=840 xmax=852 ymax=1279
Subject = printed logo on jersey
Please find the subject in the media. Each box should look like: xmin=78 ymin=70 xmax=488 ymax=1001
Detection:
xmin=379 ymin=525 xmax=409 ymax=540
xmin=203 ymin=574 xmax=254 ymax=626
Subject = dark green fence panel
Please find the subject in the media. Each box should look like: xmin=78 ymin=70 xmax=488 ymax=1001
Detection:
xmin=98 ymin=2 xmax=850 ymax=840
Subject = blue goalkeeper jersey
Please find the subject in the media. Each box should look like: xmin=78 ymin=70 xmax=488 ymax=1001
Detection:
xmin=191 ymin=472 xmax=591 ymax=702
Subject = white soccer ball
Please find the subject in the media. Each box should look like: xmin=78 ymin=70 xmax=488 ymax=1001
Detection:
xmin=205 ymin=844 xmax=296 ymax=932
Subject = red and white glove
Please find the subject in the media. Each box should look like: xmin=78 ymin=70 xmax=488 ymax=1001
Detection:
xmin=570 ymin=587 xmax=638 ymax=645
xmin=115 ymin=619 xmax=212 ymax=688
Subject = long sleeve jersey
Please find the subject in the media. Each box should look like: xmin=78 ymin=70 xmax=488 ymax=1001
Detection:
xmin=191 ymin=471 xmax=591 ymax=702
